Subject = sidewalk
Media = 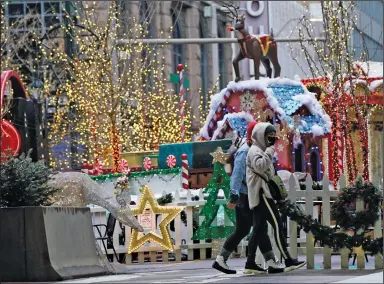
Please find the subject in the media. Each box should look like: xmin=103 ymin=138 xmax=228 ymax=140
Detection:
xmin=333 ymin=271 xmax=383 ymax=283
xmin=58 ymin=255 xmax=383 ymax=283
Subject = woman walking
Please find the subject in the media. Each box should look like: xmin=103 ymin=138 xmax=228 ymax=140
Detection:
xmin=246 ymin=122 xmax=306 ymax=271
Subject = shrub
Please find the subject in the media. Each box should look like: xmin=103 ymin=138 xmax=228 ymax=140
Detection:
xmin=0 ymin=150 xmax=57 ymax=207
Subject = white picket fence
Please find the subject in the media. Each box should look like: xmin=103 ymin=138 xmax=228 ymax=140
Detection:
xmin=89 ymin=172 xmax=383 ymax=269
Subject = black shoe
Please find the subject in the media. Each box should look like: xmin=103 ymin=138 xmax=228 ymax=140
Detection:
xmin=243 ymin=262 xmax=267 ymax=275
xmin=212 ymin=256 xmax=236 ymax=274
xmin=284 ymin=258 xmax=306 ymax=272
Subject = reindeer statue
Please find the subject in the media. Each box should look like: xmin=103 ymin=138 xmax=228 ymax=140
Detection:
xmin=224 ymin=4 xmax=281 ymax=82
xmin=48 ymin=171 xmax=144 ymax=232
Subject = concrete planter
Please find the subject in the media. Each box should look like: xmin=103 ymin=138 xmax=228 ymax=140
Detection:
xmin=0 ymin=207 xmax=108 ymax=282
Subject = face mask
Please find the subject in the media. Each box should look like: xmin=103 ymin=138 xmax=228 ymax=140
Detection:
xmin=267 ymin=136 xmax=276 ymax=146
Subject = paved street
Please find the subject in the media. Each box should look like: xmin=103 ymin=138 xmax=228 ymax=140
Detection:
xmin=60 ymin=256 xmax=383 ymax=284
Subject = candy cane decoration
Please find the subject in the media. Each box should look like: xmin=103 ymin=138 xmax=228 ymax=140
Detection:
xmin=177 ymin=64 xmax=185 ymax=142
xmin=336 ymin=115 xmax=344 ymax=175
xmin=207 ymin=90 xmax=231 ymax=138
xmin=181 ymin=154 xmax=189 ymax=190
xmin=166 ymin=154 xmax=177 ymax=168
xmin=143 ymin=157 xmax=152 ymax=171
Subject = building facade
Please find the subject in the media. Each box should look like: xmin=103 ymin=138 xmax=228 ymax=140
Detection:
xmin=353 ymin=1 xmax=383 ymax=62
xmin=121 ymin=1 xmax=234 ymax=132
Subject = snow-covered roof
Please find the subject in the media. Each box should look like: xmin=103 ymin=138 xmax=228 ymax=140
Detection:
xmin=354 ymin=61 xmax=383 ymax=78
xmin=200 ymin=78 xmax=331 ymax=140
xmin=211 ymin=112 xmax=253 ymax=140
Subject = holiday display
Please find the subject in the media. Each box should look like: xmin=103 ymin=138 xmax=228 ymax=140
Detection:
xmin=128 ymin=185 xmax=184 ymax=253
xmin=143 ymin=157 xmax=152 ymax=171
xmin=223 ymin=4 xmax=280 ymax=81
xmin=166 ymin=154 xmax=177 ymax=169
xmin=1 ymin=70 xmax=43 ymax=161
xmin=49 ymin=171 xmax=143 ymax=232
xmin=199 ymin=78 xmax=331 ymax=179
xmin=119 ymin=159 xmax=129 ymax=173
xmin=277 ymin=178 xmax=383 ymax=255
xmin=192 ymin=148 xmax=236 ymax=240
xmin=331 ymin=177 xmax=382 ymax=232
xmin=181 ymin=154 xmax=189 ymax=190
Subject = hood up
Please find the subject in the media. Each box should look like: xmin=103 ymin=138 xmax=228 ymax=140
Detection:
xmin=251 ymin=122 xmax=274 ymax=151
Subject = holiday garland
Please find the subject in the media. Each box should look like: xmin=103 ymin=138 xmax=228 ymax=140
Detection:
xmin=90 ymin=167 xmax=181 ymax=181
xmin=331 ymin=178 xmax=382 ymax=231
xmin=277 ymin=178 xmax=383 ymax=255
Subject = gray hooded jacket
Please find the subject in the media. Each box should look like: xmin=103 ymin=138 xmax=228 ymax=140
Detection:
xmin=246 ymin=122 xmax=275 ymax=209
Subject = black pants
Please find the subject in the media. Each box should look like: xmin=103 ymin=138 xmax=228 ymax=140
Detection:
xmin=223 ymin=194 xmax=272 ymax=260
xmin=248 ymin=193 xmax=291 ymax=261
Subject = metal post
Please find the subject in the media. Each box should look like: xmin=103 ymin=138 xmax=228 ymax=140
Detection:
xmin=116 ymin=37 xmax=325 ymax=45
xmin=211 ymin=4 xmax=219 ymax=91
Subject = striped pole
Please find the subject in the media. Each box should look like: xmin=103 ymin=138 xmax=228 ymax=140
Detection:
xmin=181 ymin=154 xmax=189 ymax=190
xmin=177 ymin=64 xmax=185 ymax=142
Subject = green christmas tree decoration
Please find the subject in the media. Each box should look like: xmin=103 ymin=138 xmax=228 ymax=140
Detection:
xmin=192 ymin=162 xmax=236 ymax=240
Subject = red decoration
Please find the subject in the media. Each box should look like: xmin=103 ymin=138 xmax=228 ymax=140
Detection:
xmin=1 ymin=120 xmax=21 ymax=158
xmin=119 ymin=159 xmax=129 ymax=172
xmin=177 ymin=64 xmax=184 ymax=72
xmin=166 ymin=154 xmax=177 ymax=168
xmin=94 ymin=160 xmax=103 ymax=175
xmin=143 ymin=157 xmax=152 ymax=171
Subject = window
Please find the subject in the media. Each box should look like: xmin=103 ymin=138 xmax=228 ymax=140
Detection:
xmin=217 ymin=18 xmax=227 ymax=90
xmin=294 ymin=144 xmax=305 ymax=172
xmin=310 ymin=150 xmax=321 ymax=181
xmin=172 ymin=11 xmax=184 ymax=93
xmin=139 ymin=0 xmax=154 ymax=38
xmin=5 ymin=1 xmax=64 ymax=34
xmin=172 ymin=13 xmax=184 ymax=72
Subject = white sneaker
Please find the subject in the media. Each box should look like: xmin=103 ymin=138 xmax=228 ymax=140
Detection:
xmin=267 ymin=259 xmax=285 ymax=273
xmin=212 ymin=255 xmax=236 ymax=274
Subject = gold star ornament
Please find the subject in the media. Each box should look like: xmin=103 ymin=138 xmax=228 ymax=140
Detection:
xmin=128 ymin=185 xmax=184 ymax=253
xmin=210 ymin=147 xmax=227 ymax=164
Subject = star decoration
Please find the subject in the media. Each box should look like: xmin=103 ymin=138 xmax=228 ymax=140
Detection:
xmin=210 ymin=147 xmax=227 ymax=164
xmin=275 ymin=121 xmax=292 ymax=145
xmin=128 ymin=185 xmax=184 ymax=253
xmin=277 ymin=144 xmax=284 ymax=152
xmin=254 ymin=98 xmax=274 ymax=122
xmin=240 ymin=91 xmax=255 ymax=112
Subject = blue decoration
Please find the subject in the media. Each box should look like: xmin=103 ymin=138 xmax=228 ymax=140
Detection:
xmin=269 ymin=84 xmax=329 ymax=134
xmin=228 ymin=117 xmax=248 ymax=137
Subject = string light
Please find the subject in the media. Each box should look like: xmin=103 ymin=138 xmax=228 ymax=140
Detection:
xmin=128 ymin=184 xmax=184 ymax=253
xmin=294 ymin=1 xmax=379 ymax=185
xmin=1 ymin=3 xmax=194 ymax=171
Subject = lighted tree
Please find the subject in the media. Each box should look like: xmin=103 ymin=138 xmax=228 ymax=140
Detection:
xmin=288 ymin=1 xmax=376 ymax=185
xmin=1 ymin=2 xmax=193 ymax=171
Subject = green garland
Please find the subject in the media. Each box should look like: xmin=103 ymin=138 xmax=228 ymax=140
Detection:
xmin=277 ymin=178 xmax=383 ymax=255
xmin=90 ymin=167 xmax=181 ymax=181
